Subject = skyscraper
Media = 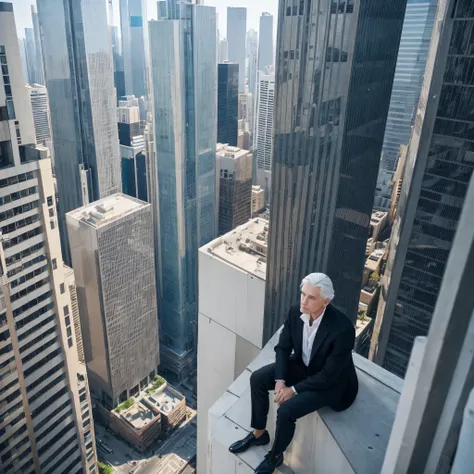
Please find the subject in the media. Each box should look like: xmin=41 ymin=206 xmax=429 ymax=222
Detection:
xmin=258 ymin=12 xmax=273 ymax=73
xmin=149 ymin=2 xmax=217 ymax=379
xmin=112 ymin=25 xmax=126 ymax=102
xmin=370 ymin=0 xmax=474 ymax=378
xmin=118 ymin=96 xmax=148 ymax=202
xmin=24 ymin=27 xmax=37 ymax=85
xmin=227 ymin=7 xmax=246 ymax=93
xmin=18 ymin=37 xmax=29 ymax=84
xmin=37 ymin=0 xmax=121 ymax=264
xmin=218 ymin=37 xmax=228 ymax=63
xmin=253 ymin=72 xmax=274 ymax=203
xmin=264 ymin=0 xmax=407 ymax=341
xmin=380 ymin=0 xmax=437 ymax=174
xmin=31 ymin=5 xmax=45 ymax=86
xmin=67 ymin=194 xmax=160 ymax=408
xmin=218 ymin=62 xmax=239 ymax=147
xmin=26 ymin=84 xmax=52 ymax=147
xmin=247 ymin=29 xmax=258 ymax=96
xmin=216 ymin=143 xmax=253 ymax=235
xmin=120 ymin=0 xmax=148 ymax=99
xmin=0 ymin=4 xmax=97 ymax=472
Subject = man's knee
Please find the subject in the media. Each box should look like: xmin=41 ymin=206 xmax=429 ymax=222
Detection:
xmin=277 ymin=401 xmax=295 ymax=421
xmin=250 ymin=364 xmax=275 ymax=389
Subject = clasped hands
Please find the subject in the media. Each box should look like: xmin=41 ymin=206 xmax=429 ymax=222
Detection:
xmin=274 ymin=380 xmax=295 ymax=405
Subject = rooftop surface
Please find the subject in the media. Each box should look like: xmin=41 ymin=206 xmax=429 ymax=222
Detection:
xmin=216 ymin=143 xmax=251 ymax=158
xmin=200 ymin=218 xmax=268 ymax=279
xmin=144 ymin=385 xmax=184 ymax=415
xmin=120 ymin=401 xmax=158 ymax=430
xmin=67 ymin=193 xmax=146 ymax=228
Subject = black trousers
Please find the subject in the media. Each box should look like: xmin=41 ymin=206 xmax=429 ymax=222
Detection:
xmin=250 ymin=361 xmax=328 ymax=455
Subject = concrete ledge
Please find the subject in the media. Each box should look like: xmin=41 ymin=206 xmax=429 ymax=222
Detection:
xmin=208 ymin=329 xmax=403 ymax=473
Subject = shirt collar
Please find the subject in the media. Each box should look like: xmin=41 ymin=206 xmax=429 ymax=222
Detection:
xmin=300 ymin=307 xmax=326 ymax=329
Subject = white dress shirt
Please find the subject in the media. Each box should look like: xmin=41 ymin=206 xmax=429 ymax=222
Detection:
xmin=291 ymin=309 xmax=326 ymax=395
xmin=300 ymin=310 xmax=325 ymax=366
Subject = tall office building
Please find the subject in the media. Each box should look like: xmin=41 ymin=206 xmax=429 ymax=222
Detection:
xmin=149 ymin=2 xmax=217 ymax=379
xmin=112 ymin=26 xmax=126 ymax=102
xmin=380 ymin=0 xmax=437 ymax=174
xmin=37 ymin=0 xmax=121 ymax=264
xmin=24 ymin=28 xmax=38 ymax=86
xmin=253 ymin=72 xmax=274 ymax=203
xmin=120 ymin=0 xmax=148 ymax=99
xmin=216 ymin=144 xmax=253 ymax=235
xmin=247 ymin=29 xmax=258 ymax=96
xmin=218 ymin=37 xmax=228 ymax=63
xmin=264 ymin=0 xmax=406 ymax=340
xmin=30 ymin=6 xmax=45 ymax=86
xmin=18 ymin=38 xmax=29 ymax=84
xmin=26 ymin=84 xmax=52 ymax=148
xmin=258 ymin=12 xmax=273 ymax=73
xmin=227 ymin=7 xmax=246 ymax=93
xmin=218 ymin=63 xmax=239 ymax=147
xmin=370 ymin=0 xmax=474 ymax=378
xmin=118 ymin=96 xmax=148 ymax=202
xmin=67 ymin=194 xmax=160 ymax=408
xmin=0 ymin=4 xmax=97 ymax=472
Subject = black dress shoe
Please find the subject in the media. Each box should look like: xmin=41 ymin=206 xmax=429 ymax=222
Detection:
xmin=254 ymin=452 xmax=284 ymax=474
xmin=229 ymin=431 xmax=270 ymax=454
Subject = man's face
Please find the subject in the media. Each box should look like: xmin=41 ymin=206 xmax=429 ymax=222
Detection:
xmin=300 ymin=283 xmax=330 ymax=316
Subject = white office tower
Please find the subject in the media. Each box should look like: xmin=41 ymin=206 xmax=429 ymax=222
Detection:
xmin=227 ymin=7 xmax=247 ymax=93
xmin=253 ymin=72 xmax=275 ymax=203
xmin=30 ymin=6 xmax=45 ymax=86
xmin=26 ymin=84 xmax=53 ymax=152
xmin=197 ymin=218 xmax=269 ymax=473
xmin=0 ymin=4 xmax=98 ymax=473
xmin=258 ymin=13 xmax=274 ymax=73
xmin=66 ymin=194 xmax=160 ymax=409
xmin=247 ymin=29 xmax=258 ymax=96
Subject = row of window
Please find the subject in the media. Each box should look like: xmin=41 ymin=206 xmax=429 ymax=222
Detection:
xmin=0 ymin=186 xmax=37 ymax=207
xmin=2 ymin=211 xmax=41 ymax=236
xmin=29 ymin=373 xmax=65 ymax=406
xmin=0 ymin=199 xmax=39 ymax=223
xmin=38 ymin=421 xmax=75 ymax=457
xmin=0 ymin=171 xmax=35 ymax=189
xmin=21 ymin=336 xmax=58 ymax=366
xmin=20 ymin=325 xmax=56 ymax=357
xmin=10 ymin=277 xmax=49 ymax=303
xmin=26 ymin=361 xmax=63 ymax=395
xmin=2 ymin=225 xmax=42 ymax=250
xmin=5 ymin=241 xmax=45 ymax=268
xmin=43 ymin=440 xmax=78 ymax=474
xmin=10 ymin=263 xmax=48 ymax=290
xmin=24 ymin=347 xmax=61 ymax=379
xmin=13 ymin=290 xmax=52 ymax=318
xmin=8 ymin=254 xmax=47 ymax=280
xmin=18 ymin=313 xmax=55 ymax=343
xmin=15 ymin=301 xmax=54 ymax=330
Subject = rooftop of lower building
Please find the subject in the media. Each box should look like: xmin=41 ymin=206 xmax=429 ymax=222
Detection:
xmin=67 ymin=193 xmax=147 ymax=228
xmin=200 ymin=218 xmax=268 ymax=279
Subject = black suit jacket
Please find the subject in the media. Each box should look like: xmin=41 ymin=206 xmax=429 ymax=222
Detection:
xmin=274 ymin=304 xmax=358 ymax=411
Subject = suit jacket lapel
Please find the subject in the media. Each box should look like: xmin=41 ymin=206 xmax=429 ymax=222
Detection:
xmin=295 ymin=312 xmax=304 ymax=355
xmin=309 ymin=309 xmax=331 ymax=363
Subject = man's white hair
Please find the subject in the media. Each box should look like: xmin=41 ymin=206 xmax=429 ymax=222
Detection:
xmin=300 ymin=273 xmax=335 ymax=300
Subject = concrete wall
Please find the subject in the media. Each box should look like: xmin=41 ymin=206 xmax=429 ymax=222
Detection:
xmin=197 ymin=247 xmax=265 ymax=474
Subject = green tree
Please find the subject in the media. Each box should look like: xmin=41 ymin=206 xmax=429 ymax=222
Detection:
xmin=98 ymin=461 xmax=113 ymax=474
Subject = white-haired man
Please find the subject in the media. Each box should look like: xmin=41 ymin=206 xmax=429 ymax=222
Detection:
xmin=229 ymin=273 xmax=358 ymax=473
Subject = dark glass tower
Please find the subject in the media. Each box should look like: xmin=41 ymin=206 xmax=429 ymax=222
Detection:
xmin=370 ymin=0 xmax=474 ymax=378
xmin=263 ymin=0 xmax=407 ymax=341
xmin=218 ymin=63 xmax=239 ymax=147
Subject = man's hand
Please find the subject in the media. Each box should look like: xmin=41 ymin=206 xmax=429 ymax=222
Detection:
xmin=275 ymin=386 xmax=295 ymax=405
xmin=275 ymin=380 xmax=286 ymax=393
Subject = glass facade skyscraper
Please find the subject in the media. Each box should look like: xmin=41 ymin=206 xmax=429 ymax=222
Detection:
xmin=258 ymin=12 xmax=273 ymax=73
xmin=120 ymin=0 xmax=148 ymax=99
xmin=227 ymin=7 xmax=246 ymax=93
xmin=149 ymin=3 xmax=217 ymax=379
xmin=371 ymin=0 xmax=474 ymax=378
xmin=37 ymin=0 xmax=121 ymax=264
xmin=380 ymin=0 xmax=437 ymax=173
xmin=218 ymin=63 xmax=239 ymax=147
xmin=263 ymin=0 xmax=407 ymax=341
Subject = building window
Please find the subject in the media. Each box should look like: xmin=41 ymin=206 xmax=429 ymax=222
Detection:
xmin=50 ymin=221 xmax=55 ymax=230
xmin=63 ymin=305 xmax=69 ymax=316
xmin=49 ymin=208 xmax=54 ymax=218
xmin=52 ymin=258 xmax=57 ymax=270
xmin=68 ymin=337 xmax=73 ymax=348
xmin=47 ymin=196 xmax=53 ymax=206
xmin=60 ymin=283 xmax=65 ymax=294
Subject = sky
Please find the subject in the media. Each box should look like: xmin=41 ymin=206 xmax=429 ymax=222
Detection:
xmin=11 ymin=0 xmax=279 ymax=39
